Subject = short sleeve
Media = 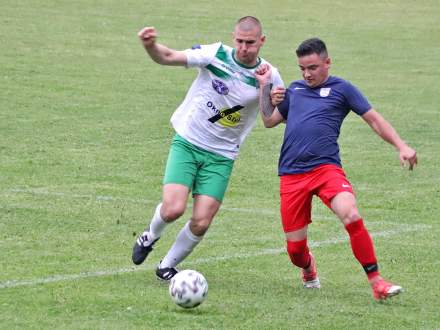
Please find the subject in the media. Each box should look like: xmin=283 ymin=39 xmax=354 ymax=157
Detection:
xmin=277 ymin=88 xmax=290 ymax=119
xmin=184 ymin=42 xmax=221 ymax=68
xmin=270 ymin=67 xmax=285 ymax=89
xmin=344 ymin=82 xmax=372 ymax=116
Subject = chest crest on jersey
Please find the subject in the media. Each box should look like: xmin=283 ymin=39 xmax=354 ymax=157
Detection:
xmin=319 ymin=88 xmax=331 ymax=97
xmin=212 ymin=79 xmax=229 ymax=95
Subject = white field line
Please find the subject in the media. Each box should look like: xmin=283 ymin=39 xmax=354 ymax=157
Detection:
xmin=3 ymin=188 xmax=398 ymax=221
xmin=7 ymin=188 xmax=156 ymax=205
xmin=6 ymin=188 xmax=278 ymax=216
xmin=0 ymin=223 xmax=430 ymax=290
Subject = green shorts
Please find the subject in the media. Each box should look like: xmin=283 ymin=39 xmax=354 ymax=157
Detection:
xmin=163 ymin=134 xmax=234 ymax=202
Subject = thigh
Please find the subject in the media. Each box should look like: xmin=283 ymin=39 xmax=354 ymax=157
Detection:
xmin=315 ymin=165 xmax=354 ymax=209
xmin=162 ymin=183 xmax=190 ymax=219
xmin=193 ymin=152 xmax=234 ymax=203
xmin=163 ymin=135 xmax=197 ymax=190
xmin=192 ymin=194 xmax=221 ymax=222
xmin=191 ymin=194 xmax=222 ymax=236
xmin=285 ymin=226 xmax=309 ymax=241
xmin=330 ymin=191 xmax=360 ymax=225
xmin=280 ymin=175 xmax=313 ymax=233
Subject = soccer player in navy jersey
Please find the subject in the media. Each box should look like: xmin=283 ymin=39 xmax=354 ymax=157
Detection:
xmin=255 ymin=38 xmax=417 ymax=300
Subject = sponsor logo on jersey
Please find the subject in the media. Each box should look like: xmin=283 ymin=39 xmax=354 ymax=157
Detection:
xmin=206 ymin=101 xmax=243 ymax=127
xmin=212 ymin=79 xmax=229 ymax=95
xmin=320 ymin=88 xmax=331 ymax=97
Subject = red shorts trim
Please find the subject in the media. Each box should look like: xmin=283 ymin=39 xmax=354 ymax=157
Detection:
xmin=280 ymin=164 xmax=354 ymax=233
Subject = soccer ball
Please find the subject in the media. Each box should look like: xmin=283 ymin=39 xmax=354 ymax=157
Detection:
xmin=169 ymin=270 xmax=208 ymax=308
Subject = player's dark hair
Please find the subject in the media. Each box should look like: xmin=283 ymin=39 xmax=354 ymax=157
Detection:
xmin=296 ymin=38 xmax=328 ymax=58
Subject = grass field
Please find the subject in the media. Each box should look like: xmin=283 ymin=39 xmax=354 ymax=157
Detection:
xmin=1 ymin=0 xmax=439 ymax=329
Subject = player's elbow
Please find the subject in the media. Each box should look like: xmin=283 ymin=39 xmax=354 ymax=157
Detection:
xmin=154 ymin=55 xmax=173 ymax=65
xmin=263 ymin=119 xmax=277 ymax=128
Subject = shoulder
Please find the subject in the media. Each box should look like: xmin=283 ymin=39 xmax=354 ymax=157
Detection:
xmin=327 ymin=76 xmax=357 ymax=88
xmin=187 ymin=42 xmax=223 ymax=53
xmin=184 ymin=42 xmax=224 ymax=67
xmin=287 ymin=80 xmax=306 ymax=90
xmin=326 ymin=76 xmax=363 ymax=94
xmin=259 ymin=58 xmax=280 ymax=73
xmin=264 ymin=61 xmax=283 ymax=79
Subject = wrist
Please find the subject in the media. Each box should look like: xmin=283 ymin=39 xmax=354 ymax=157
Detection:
xmin=259 ymin=80 xmax=271 ymax=87
xmin=395 ymin=141 xmax=407 ymax=152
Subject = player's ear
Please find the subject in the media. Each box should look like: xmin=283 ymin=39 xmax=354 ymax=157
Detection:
xmin=325 ymin=57 xmax=331 ymax=68
xmin=260 ymin=34 xmax=266 ymax=45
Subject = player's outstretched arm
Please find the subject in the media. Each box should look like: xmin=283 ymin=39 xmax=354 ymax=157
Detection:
xmin=362 ymin=109 xmax=418 ymax=170
xmin=255 ymin=64 xmax=284 ymax=128
xmin=138 ymin=26 xmax=187 ymax=66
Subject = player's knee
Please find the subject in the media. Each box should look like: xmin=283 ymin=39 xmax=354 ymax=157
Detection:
xmin=161 ymin=203 xmax=185 ymax=221
xmin=286 ymin=239 xmax=310 ymax=268
xmin=189 ymin=217 xmax=211 ymax=236
xmin=343 ymin=207 xmax=361 ymax=225
xmin=287 ymin=239 xmax=307 ymax=256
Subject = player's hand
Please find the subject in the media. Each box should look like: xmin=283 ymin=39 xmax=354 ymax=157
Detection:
xmin=271 ymin=86 xmax=285 ymax=107
xmin=399 ymin=145 xmax=417 ymax=170
xmin=255 ymin=63 xmax=272 ymax=86
xmin=138 ymin=26 xmax=157 ymax=48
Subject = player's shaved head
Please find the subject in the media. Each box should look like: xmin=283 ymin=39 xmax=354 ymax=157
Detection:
xmin=235 ymin=16 xmax=262 ymax=36
xmin=232 ymin=16 xmax=265 ymax=66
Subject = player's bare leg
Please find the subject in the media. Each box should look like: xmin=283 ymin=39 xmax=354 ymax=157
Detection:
xmin=331 ymin=191 xmax=402 ymax=300
xmin=132 ymin=184 xmax=189 ymax=265
xmin=156 ymin=194 xmax=221 ymax=281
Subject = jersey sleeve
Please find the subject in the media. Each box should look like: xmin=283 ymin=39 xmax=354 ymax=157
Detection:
xmin=277 ymin=86 xmax=291 ymax=119
xmin=344 ymin=82 xmax=372 ymax=116
xmin=270 ymin=67 xmax=285 ymax=89
xmin=184 ymin=42 xmax=222 ymax=68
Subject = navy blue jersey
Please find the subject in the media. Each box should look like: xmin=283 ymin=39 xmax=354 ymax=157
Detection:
xmin=277 ymin=76 xmax=371 ymax=175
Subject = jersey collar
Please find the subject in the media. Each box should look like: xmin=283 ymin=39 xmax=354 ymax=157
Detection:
xmin=232 ymin=49 xmax=261 ymax=69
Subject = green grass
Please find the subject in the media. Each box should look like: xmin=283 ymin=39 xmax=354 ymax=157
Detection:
xmin=1 ymin=0 xmax=439 ymax=329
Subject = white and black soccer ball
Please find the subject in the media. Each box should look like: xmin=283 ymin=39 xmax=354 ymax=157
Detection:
xmin=169 ymin=270 xmax=208 ymax=308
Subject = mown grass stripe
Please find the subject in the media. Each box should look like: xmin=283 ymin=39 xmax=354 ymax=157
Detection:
xmin=0 ymin=224 xmax=429 ymax=290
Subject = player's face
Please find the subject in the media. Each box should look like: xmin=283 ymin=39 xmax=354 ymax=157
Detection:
xmin=298 ymin=53 xmax=331 ymax=88
xmin=233 ymin=27 xmax=265 ymax=66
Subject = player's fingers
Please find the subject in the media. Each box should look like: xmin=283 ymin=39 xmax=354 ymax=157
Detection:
xmin=138 ymin=27 xmax=156 ymax=39
xmin=138 ymin=27 xmax=150 ymax=36
xmin=274 ymin=86 xmax=286 ymax=93
xmin=256 ymin=66 xmax=265 ymax=74
xmin=144 ymin=31 xmax=157 ymax=40
xmin=410 ymin=155 xmax=418 ymax=170
xmin=399 ymin=155 xmax=405 ymax=168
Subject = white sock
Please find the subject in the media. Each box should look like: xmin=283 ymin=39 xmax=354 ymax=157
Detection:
xmin=160 ymin=221 xmax=203 ymax=268
xmin=148 ymin=203 xmax=167 ymax=240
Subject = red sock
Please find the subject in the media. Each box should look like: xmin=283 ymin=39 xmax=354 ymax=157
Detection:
xmin=345 ymin=219 xmax=379 ymax=279
xmin=286 ymin=239 xmax=311 ymax=269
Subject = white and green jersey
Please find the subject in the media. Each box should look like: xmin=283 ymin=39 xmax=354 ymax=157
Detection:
xmin=170 ymin=42 xmax=284 ymax=160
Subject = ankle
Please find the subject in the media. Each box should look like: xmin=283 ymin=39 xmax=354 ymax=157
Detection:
xmin=368 ymin=274 xmax=382 ymax=286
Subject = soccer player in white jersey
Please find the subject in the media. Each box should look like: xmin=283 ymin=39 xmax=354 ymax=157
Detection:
xmin=132 ymin=16 xmax=284 ymax=281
